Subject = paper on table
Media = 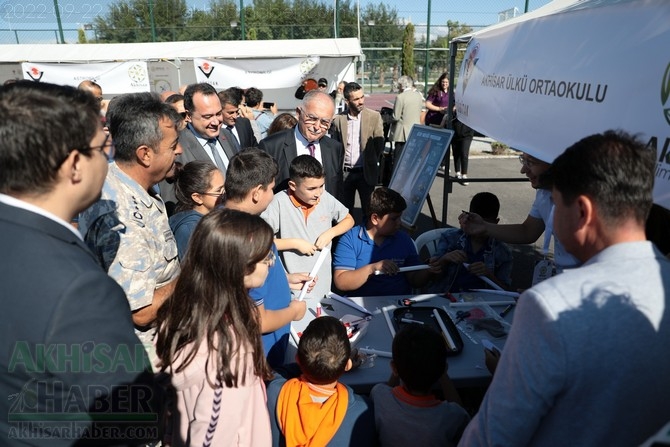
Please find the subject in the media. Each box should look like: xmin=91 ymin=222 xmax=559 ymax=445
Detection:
xmin=297 ymin=247 xmax=330 ymax=301
xmin=374 ymin=264 xmax=431 ymax=275
xmin=328 ymin=292 xmax=373 ymax=315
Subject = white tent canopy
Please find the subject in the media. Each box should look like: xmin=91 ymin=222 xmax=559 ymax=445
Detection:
xmin=451 ymin=0 xmax=670 ymax=209
xmin=0 ymin=38 xmax=362 ymax=108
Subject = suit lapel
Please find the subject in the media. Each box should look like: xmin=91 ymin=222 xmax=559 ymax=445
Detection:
xmin=218 ymin=130 xmax=238 ymax=160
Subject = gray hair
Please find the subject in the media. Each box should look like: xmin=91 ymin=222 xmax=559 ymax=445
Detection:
xmin=398 ymin=76 xmax=414 ymax=91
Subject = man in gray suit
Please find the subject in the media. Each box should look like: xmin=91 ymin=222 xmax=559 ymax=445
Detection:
xmin=391 ymin=75 xmax=424 ymax=163
xmin=259 ymin=91 xmax=343 ymax=197
xmin=0 ymin=82 xmax=160 ymax=445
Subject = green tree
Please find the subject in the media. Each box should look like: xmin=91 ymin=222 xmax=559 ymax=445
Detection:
xmin=93 ymin=0 xmax=188 ymax=43
xmin=401 ymin=23 xmax=415 ymax=79
xmin=78 ymin=28 xmax=87 ymax=44
xmin=432 ymin=21 xmax=473 ymax=78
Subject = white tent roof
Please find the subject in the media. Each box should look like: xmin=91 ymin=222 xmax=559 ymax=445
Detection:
xmin=0 ymin=38 xmax=362 ymax=63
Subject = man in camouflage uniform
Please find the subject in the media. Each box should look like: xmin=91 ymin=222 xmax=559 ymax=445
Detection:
xmin=79 ymin=92 xmax=182 ymax=362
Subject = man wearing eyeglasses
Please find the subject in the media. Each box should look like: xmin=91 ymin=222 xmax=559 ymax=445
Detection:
xmin=460 ymin=152 xmax=579 ymax=277
xmin=0 ymin=82 xmax=161 ymax=444
xmin=330 ymin=82 xmax=385 ymax=219
xmin=259 ymin=90 xmax=343 ymax=198
xmin=79 ymin=92 xmax=182 ymax=364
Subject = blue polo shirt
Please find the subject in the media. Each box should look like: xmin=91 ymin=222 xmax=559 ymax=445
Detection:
xmin=333 ymin=224 xmax=421 ymax=296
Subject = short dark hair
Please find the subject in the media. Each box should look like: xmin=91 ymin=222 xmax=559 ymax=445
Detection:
xmin=267 ymin=113 xmax=297 ymax=136
xmin=289 ymin=155 xmax=325 ymax=182
xmin=547 ymin=130 xmax=655 ymax=225
xmin=224 ymin=148 xmax=278 ymax=202
xmin=164 ymin=93 xmax=184 ymax=105
xmin=297 ymin=316 xmax=351 ymax=384
xmin=106 ymin=92 xmax=181 ymax=163
xmin=0 ymin=81 xmax=100 ymax=195
xmin=392 ymin=324 xmax=447 ymax=394
xmin=343 ymin=82 xmax=362 ymax=100
xmin=220 ymin=88 xmax=242 ymax=107
xmin=368 ymin=187 xmax=406 ymax=218
xmin=317 ymin=78 xmax=328 ymax=87
xmin=469 ymin=192 xmax=500 ymax=221
xmin=183 ymin=83 xmax=217 ymax=113
xmin=245 ymin=87 xmax=263 ymax=108
xmin=174 ymin=160 xmax=221 ymax=212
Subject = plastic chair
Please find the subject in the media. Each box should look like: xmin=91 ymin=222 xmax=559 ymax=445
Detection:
xmin=414 ymin=228 xmax=445 ymax=258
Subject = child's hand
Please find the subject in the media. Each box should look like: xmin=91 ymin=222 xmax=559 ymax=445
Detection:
xmin=442 ymin=250 xmax=467 ymax=265
xmin=289 ymin=299 xmax=307 ymax=320
xmin=467 ymin=261 xmax=489 ymax=277
xmin=314 ymin=234 xmax=332 ymax=250
xmin=287 ymin=273 xmax=317 ymax=292
xmin=427 ymin=256 xmax=443 ymax=273
xmin=371 ymin=259 xmax=399 ymax=276
xmin=295 ymin=239 xmax=317 ymax=256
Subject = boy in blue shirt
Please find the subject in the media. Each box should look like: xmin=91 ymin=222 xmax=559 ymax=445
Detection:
xmin=333 ymin=187 xmax=430 ymax=296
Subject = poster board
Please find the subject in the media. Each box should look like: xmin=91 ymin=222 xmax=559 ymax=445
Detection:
xmin=389 ymin=125 xmax=454 ymax=227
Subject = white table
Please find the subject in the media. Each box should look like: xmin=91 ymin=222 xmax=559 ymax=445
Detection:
xmin=289 ymin=292 xmax=515 ymax=393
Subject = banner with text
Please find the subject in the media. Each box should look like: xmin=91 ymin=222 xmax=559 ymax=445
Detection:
xmin=456 ymin=0 xmax=670 ymax=209
xmin=21 ymin=61 xmax=150 ymax=94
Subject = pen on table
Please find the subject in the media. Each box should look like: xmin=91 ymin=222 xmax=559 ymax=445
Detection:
xmin=499 ymin=303 xmax=515 ymax=318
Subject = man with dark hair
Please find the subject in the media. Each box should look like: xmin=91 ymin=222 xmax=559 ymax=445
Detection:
xmin=218 ymin=88 xmax=258 ymax=150
xmin=330 ymin=82 xmax=385 ymax=219
xmin=79 ymin=92 xmax=182 ymax=362
xmin=266 ymin=316 xmax=376 ymax=447
xmin=0 ymin=82 xmax=160 ymax=445
xmin=460 ymin=130 xmax=670 ymax=446
xmin=260 ymin=90 xmax=344 ymax=197
xmin=223 ymin=148 xmax=309 ymax=368
xmin=333 ymin=187 xmax=430 ymax=295
xmin=246 ymin=86 xmax=277 ymax=140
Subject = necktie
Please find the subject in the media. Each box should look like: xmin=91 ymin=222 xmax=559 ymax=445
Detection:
xmin=207 ymin=140 xmax=226 ymax=171
xmin=224 ymin=126 xmax=241 ymax=151
xmin=307 ymin=142 xmax=316 ymax=158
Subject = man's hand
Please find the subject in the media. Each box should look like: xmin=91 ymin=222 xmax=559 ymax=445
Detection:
xmin=459 ymin=211 xmax=488 ymax=236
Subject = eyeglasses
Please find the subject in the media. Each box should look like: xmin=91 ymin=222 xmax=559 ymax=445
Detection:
xmin=519 ymin=155 xmax=537 ymax=168
xmin=84 ymin=133 xmax=115 ymax=162
xmin=261 ymin=250 xmax=276 ymax=267
xmin=200 ymin=189 xmax=224 ymax=198
xmin=300 ymin=108 xmax=333 ymax=129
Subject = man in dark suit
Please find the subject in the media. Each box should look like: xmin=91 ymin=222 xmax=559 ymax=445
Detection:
xmin=160 ymin=82 xmax=238 ymax=213
xmin=331 ymin=82 xmax=385 ymax=218
xmin=0 ymin=82 xmax=160 ymax=445
xmin=259 ymin=90 xmax=343 ymax=197
xmin=218 ymin=88 xmax=258 ymax=150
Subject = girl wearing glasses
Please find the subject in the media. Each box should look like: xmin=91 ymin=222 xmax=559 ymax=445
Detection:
xmin=156 ymin=208 xmax=274 ymax=446
xmin=168 ymin=160 xmax=225 ymax=260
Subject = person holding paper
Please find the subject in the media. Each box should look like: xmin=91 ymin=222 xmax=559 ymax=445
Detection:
xmin=426 ymin=192 xmax=512 ymax=293
xmin=333 ymin=187 xmax=430 ymax=296
xmin=262 ymin=155 xmax=354 ymax=299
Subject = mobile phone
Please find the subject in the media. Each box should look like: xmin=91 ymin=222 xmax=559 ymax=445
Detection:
xmin=262 ymin=102 xmax=274 ymax=109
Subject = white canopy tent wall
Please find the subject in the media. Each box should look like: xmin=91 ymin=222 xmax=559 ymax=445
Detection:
xmin=448 ymin=0 xmax=670 ymax=210
xmin=0 ymin=38 xmax=361 ymax=109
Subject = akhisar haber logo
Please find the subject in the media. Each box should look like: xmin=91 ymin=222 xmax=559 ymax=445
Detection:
xmin=461 ymin=42 xmax=479 ymax=95
xmin=198 ymin=61 xmax=215 ymax=78
xmin=662 ymin=61 xmax=670 ymax=126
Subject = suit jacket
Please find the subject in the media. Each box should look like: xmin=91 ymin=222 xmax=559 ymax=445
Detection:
xmin=160 ymin=125 xmax=239 ymax=214
xmin=234 ymin=117 xmax=259 ymax=149
xmin=259 ymin=129 xmax=343 ymax=197
xmin=392 ymin=89 xmax=424 ymax=143
xmin=0 ymin=201 xmax=159 ymax=445
xmin=331 ymin=107 xmax=385 ymax=186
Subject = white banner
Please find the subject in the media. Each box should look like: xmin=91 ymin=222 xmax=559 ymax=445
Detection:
xmin=21 ymin=61 xmax=150 ymax=94
xmin=193 ymin=56 xmax=321 ymax=90
xmin=456 ymin=0 xmax=670 ymax=209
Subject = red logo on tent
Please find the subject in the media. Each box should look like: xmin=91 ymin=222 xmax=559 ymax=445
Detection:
xmin=198 ymin=62 xmax=215 ymax=79
xmin=26 ymin=66 xmax=44 ymax=82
